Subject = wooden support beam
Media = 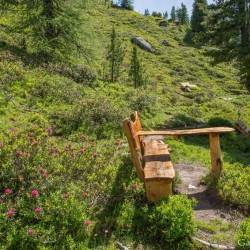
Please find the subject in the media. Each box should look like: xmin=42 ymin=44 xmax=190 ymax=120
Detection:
xmin=209 ymin=133 xmax=223 ymax=178
xmin=122 ymin=120 xmax=144 ymax=182
xmin=137 ymin=127 xmax=235 ymax=136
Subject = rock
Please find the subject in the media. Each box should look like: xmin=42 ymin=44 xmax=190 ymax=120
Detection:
xmin=159 ymin=21 xmax=168 ymax=27
xmin=188 ymin=184 xmax=197 ymax=190
xmin=132 ymin=37 xmax=155 ymax=53
xmin=180 ymin=82 xmax=197 ymax=90
xmin=161 ymin=40 xmax=170 ymax=46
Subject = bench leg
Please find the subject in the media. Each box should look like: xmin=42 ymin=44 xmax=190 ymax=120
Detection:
xmin=209 ymin=133 xmax=223 ymax=178
xmin=145 ymin=180 xmax=173 ymax=203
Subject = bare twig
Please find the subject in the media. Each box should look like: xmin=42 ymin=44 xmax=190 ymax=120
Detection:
xmin=192 ymin=237 xmax=235 ymax=249
xmin=116 ymin=242 xmax=130 ymax=250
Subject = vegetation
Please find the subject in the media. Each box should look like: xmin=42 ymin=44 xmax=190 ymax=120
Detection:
xmin=176 ymin=3 xmax=189 ymax=25
xmin=0 ymin=0 xmax=249 ymax=248
xmin=203 ymin=0 xmax=250 ymax=89
xmin=190 ymin=0 xmax=208 ymax=33
xmin=107 ymin=25 xmax=125 ymax=83
xmin=129 ymin=46 xmax=146 ymax=88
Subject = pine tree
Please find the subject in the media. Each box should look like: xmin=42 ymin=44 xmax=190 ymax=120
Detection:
xmin=163 ymin=11 xmax=168 ymax=20
xmin=129 ymin=46 xmax=146 ymax=88
xmin=176 ymin=3 xmax=189 ymax=25
xmin=107 ymin=25 xmax=125 ymax=83
xmin=190 ymin=0 xmax=208 ymax=33
xmin=0 ymin=0 xmax=89 ymax=62
xmin=144 ymin=9 xmax=150 ymax=16
xmin=204 ymin=0 xmax=250 ymax=89
xmin=170 ymin=6 xmax=176 ymax=21
xmin=119 ymin=0 xmax=133 ymax=10
xmin=152 ymin=11 xmax=162 ymax=18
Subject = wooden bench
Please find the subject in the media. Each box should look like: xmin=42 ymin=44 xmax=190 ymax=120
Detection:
xmin=123 ymin=111 xmax=235 ymax=203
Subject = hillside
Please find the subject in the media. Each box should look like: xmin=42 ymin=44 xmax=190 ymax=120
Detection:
xmin=0 ymin=2 xmax=249 ymax=249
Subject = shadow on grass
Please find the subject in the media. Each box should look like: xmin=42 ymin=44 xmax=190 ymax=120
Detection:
xmin=87 ymin=156 xmax=137 ymax=248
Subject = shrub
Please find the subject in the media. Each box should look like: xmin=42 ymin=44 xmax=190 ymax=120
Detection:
xmin=217 ymin=163 xmax=250 ymax=211
xmin=208 ymin=117 xmax=234 ymax=127
xmin=148 ymin=196 xmax=196 ymax=243
xmin=51 ymin=97 xmax=125 ymax=138
xmin=48 ymin=63 xmax=98 ymax=86
xmin=0 ymin=125 xmax=123 ymax=248
xmin=132 ymin=195 xmax=196 ymax=248
xmin=235 ymin=218 xmax=250 ymax=250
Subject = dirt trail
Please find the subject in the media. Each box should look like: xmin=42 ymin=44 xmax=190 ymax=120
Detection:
xmin=174 ymin=164 xmax=243 ymax=247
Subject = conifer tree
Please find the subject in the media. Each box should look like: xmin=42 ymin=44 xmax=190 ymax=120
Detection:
xmin=129 ymin=46 xmax=146 ymax=88
xmin=170 ymin=6 xmax=176 ymax=21
xmin=144 ymin=9 xmax=150 ymax=16
xmin=0 ymin=0 xmax=89 ymax=61
xmin=152 ymin=11 xmax=162 ymax=18
xmin=190 ymin=0 xmax=208 ymax=33
xmin=163 ymin=11 xmax=168 ymax=20
xmin=204 ymin=0 xmax=250 ymax=89
xmin=107 ymin=25 xmax=125 ymax=83
xmin=177 ymin=3 xmax=189 ymax=24
xmin=119 ymin=0 xmax=133 ymax=10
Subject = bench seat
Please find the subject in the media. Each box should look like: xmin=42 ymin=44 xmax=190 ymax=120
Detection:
xmin=143 ymin=140 xmax=175 ymax=202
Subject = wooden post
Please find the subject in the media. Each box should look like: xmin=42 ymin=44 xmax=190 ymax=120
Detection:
xmin=122 ymin=120 xmax=144 ymax=182
xmin=209 ymin=133 xmax=223 ymax=177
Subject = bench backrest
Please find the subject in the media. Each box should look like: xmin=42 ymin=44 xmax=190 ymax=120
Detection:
xmin=122 ymin=111 xmax=144 ymax=182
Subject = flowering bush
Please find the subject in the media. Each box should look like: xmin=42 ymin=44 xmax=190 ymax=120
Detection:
xmin=0 ymin=125 xmax=125 ymax=248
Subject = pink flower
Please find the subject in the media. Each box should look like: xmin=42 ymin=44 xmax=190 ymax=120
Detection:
xmin=79 ymin=148 xmax=85 ymax=153
xmin=16 ymin=150 xmax=22 ymax=155
xmin=71 ymin=152 xmax=76 ymax=157
xmin=47 ymin=127 xmax=52 ymax=133
xmin=18 ymin=175 xmax=23 ymax=181
xmin=28 ymin=136 xmax=34 ymax=141
xmin=64 ymin=193 xmax=69 ymax=199
xmin=32 ymin=141 xmax=38 ymax=146
xmin=28 ymin=229 xmax=33 ymax=235
xmin=35 ymin=207 xmax=42 ymax=213
xmin=7 ymin=209 xmax=14 ymax=216
xmin=0 ymin=142 xmax=3 ymax=147
xmin=81 ymin=135 xmax=86 ymax=140
xmin=49 ymin=147 xmax=55 ymax=151
xmin=39 ymin=168 xmax=45 ymax=173
xmin=82 ymin=192 xmax=87 ymax=197
xmin=42 ymin=173 xmax=47 ymax=178
xmin=132 ymin=183 xmax=138 ymax=189
xmin=55 ymin=153 xmax=60 ymax=157
xmin=31 ymin=190 xmax=39 ymax=196
xmin=5 ymin=189 xmax=12 ymax=194
xmin=93 ymin=152 xmax=98 ymax=158
xmin=25 ymin=151 xmax=30 ymax=157
xmin=84 ymin=220 xmax=90 ymax=226
xmin=65 ymin=147 xmax=70 ymax=151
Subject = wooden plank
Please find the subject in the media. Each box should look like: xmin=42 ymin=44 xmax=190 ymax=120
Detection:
xmin=209 ymin=133 xmax=223 ymax=178
xmin=137 ymin=127 xmax=235 ymax=136
xmin=130 ymin=111 xmax=143 ymax=151
xmin=144 ymin=140 xmax=175 ymax=180
xmin=144 ymin=161 xmax=175 ymax=180
xmin=145 ymin=179 xmax=173 ymax=203
xmin=122 ymin=119 xmax=144 ymax=182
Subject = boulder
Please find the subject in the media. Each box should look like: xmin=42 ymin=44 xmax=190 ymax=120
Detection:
xmin=159 ymin=21 xmax=168 ymax=27
xmin=132 ymin=37 xmax=155 ymax=53
xmin=161 ymin=40 xmax=170 ymax=46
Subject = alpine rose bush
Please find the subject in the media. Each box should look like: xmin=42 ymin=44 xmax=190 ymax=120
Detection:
xmin=0 ymin=125 xmax=124 ymax=248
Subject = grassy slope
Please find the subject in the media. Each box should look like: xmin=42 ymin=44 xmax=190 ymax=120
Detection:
xmin=0 ymin=3 xmax=250 ymax=248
